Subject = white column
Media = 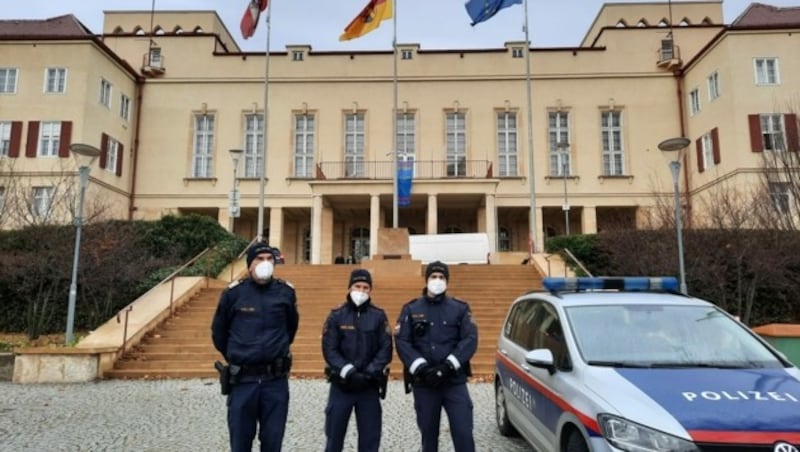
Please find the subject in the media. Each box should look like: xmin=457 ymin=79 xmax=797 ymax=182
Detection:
xmin=427 ymin=194 xmax=438 ymax=234
xmin=485 ymin=194 xmax=497 ymax=263
xmin=269 ymin=207 xmax=283 ymax=249
xmin=582 ymin=206 xmax=598 ymax=234
xmin=311 ymin=195 xmax=323 ymax=264
xmin=369 ymin=194 xmax=380 ymax=258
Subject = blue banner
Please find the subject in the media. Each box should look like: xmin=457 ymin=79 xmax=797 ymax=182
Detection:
xmin=398 ymin=160 xmax=413 ymax=207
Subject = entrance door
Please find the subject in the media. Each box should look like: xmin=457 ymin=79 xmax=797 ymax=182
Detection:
xmin=350 ymin=227 xmax=370 ymax=263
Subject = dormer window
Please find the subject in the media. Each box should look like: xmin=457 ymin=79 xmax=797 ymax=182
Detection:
xmin=292 ymin=51 xmax=304 ymax=61
xmin=401 ymin=49 xmax=413 ymax=60
xmin=512 ymin=47 xmax=524 ymax=58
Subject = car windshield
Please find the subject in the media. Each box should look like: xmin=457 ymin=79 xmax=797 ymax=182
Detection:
xmin=566 ymin=304 xmax=784 ymax=368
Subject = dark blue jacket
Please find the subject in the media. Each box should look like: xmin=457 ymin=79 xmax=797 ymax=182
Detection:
xmin=211 ymin=277 xmax=299 ymax=365
xmin=395 ymin=290 xmax=478 ymax=384
xmin=322 ymin=296 xmax=393 ymax=378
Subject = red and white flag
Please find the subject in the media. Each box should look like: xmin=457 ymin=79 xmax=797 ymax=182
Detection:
xmin=240 ymin=0 xmax=268 ymax=40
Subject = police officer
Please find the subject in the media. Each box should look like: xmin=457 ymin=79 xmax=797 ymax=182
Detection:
xmin=395 ymin=261 xmax=478 ymax=452
xmin=211 ymin=243 xmax=299 ymax=452
xmin=322 ymin=268 xmax=393 ymax=452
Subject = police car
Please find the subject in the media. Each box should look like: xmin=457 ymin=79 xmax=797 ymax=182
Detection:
xmin=495 ymin=276 xmax=800 ymax=452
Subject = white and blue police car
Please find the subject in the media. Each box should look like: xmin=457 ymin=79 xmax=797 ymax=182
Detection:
xmin=495 ymin=276 xmax=800 ymax=452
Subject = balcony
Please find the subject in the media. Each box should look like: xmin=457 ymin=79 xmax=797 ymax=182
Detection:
xmin=315 ymin=159 xmax=493 ymax=180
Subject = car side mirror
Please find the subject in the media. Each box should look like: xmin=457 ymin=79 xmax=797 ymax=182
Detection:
xmin=525 ymin=349 xmax=556 ymax=375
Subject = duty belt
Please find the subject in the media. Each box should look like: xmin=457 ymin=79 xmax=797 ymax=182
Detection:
xmin=240 ymin=359 xmax=287 ymax=377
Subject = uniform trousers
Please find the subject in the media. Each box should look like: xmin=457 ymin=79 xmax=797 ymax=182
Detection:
xmin=227 ymin=376 xmax=289 ymax=452
xmin=324 ymin=383 xmax=382 ymax=452
xmin=412 ymin=383 xmax=475 ymax=452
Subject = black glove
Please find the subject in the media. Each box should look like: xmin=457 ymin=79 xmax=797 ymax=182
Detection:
xmin=347 ymin=371 xmax=374 ymax=391
xmin=423 ymin=363 xmax=455 ymax=387
xmin=412 ymin=363 xmax=430 ymax=384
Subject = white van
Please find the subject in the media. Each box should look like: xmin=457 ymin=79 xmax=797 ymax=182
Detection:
xmin=408 ymin=233 xmax=490 ymax=264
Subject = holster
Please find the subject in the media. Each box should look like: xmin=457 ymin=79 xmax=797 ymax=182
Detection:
xmin=403 ymin=366 xmax=413 ymax=394
xmin=214 ymin=361 xmax=231 ymax=395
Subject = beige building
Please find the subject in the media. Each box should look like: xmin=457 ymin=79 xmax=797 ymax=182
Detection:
xmin=1 ymin=2 xmax=798 ymax=263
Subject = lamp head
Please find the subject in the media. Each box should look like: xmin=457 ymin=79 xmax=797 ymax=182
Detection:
xmin=228 ymin=148 xmax=243 ymax=166
xmin=658 ymin=137 xmax=690 ymax=153
xmin=69 ymin=143 xmax=101 ymax=169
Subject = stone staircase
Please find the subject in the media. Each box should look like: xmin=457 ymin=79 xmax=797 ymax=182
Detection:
xmin=104 ymin=264 xmax=543 ymax=380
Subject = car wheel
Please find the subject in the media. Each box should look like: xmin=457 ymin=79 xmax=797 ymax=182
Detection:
xmin=565 ymin=431 xmax=589 ymax=452
xmin=495 ymin=381 xmax=519 ymax=437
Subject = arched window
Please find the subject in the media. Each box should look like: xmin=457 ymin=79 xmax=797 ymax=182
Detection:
xmin=615 ymin=20 xmax=627 ymax=28
xmin=154 ymin=26 xmax=165 ymax=35
xmin=174 ymin=26 xmax=184 ymax=34
xmin=636 ymin=19 xmax=648 ymax=27
xmin=134 ymin=26 xmax=145 ymax=35
xmin=193 ymin=26 xmax=205 ymax=33
xmin=657 ymin=18 xmax=669 ymax=27
xmin=679 ymin=18 xmax=691 ymax=26
xmin=112 ymin=26 xmax=124 ymax=34
xmin=499 ymin=227 xmax=511 ymax=252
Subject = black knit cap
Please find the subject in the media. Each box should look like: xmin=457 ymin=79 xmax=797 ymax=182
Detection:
xmin=425 ymin=261 xmax=449 ymax=281
xmin=348 ymin=269 xmax=372 ymax=288
xmin=247 ymin=243 xmax=275 ymax=268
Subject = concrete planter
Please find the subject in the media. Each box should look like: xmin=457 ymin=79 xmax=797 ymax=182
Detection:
xmin=0 ymin=352 xmax=13 ymax=381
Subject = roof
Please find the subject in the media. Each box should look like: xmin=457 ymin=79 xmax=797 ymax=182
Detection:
xmin=732 ymin=2 xmax=800 ymax=27
xmin=0 ymin=14 xmax=93 ymax=37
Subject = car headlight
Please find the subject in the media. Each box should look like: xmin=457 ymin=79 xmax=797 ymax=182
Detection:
xmin=598 ymin=414 xmax=699 ymax=452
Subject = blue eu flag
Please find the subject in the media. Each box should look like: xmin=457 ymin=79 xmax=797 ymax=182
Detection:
xmin=465 ymin=0 xmax=522 ymax=26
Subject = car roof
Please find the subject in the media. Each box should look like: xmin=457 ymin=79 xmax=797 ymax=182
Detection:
xmin=520 ymin=290 xmax=712 ymax=308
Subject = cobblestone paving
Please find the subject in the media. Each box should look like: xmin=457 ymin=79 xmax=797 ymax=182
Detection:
xmin=0 ymin=379 xmax=534 ymax=451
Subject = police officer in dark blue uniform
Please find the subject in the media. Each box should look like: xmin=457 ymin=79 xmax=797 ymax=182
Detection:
xmin=322 ymin=269 xmax=393 ymax=452
xmin=211 ymin=243 xmax=299 ymax=452
xmin=395 ymin=261 xmax=478 ymax=452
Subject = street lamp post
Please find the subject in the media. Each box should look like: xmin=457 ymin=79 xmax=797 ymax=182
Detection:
xmin=66 ymin=143 xmax=101 ymax=345
xmin=228 ymin=149 xmax=243 ymax=233
xmin=658 ymin=136 xmax=691 ymax=295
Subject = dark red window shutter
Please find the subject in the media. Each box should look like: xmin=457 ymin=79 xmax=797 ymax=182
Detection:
xmin=8 ymin=121 xmax=22 ymax=158
xmin=99 ymin=133 xmax=108 ymax=169
xmin=711 ymin=127 xmax=721 ymax=164
xmin=116 ymin=143 xmax=124 ymax=176
xmin=696 ymin=137 xmax=704 ymax=173
xmin=25 ymin=121 xmax=39 ymax=157
xmin=785 ymin=114 xmax=799 ymax=152
xmin=748 ymin=114 xmax=763 ymax=152
xmin=58 ymin=121 xmax=72 ymax=158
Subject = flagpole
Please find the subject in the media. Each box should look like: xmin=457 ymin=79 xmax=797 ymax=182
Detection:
xmin=391 ymin=0 xmax=399 ymax=228
xmin=256 ymin=0 xmax=272 ymax=243
xmin=523 ymin=0 xmax=539 ymax=255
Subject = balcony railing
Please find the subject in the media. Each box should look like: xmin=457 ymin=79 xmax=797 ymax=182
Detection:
xmin=316 ymin=160 xmax=493 ymax=180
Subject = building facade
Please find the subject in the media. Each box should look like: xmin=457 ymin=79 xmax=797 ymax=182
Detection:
xmin=0 ymin=2 xmax=798 ymax=263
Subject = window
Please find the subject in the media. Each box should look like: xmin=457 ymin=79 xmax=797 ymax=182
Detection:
xmin=689 ymin=88 xmax=700 ymax=116
xmin=0 ymin=122 xmax=10 ymax=157
xmin=344 ymin=113 xmax=365 ymax=177
xmin=148 ymin=47 xmax=162 ymax=68
xmin=192 ymin=114 xmax=214 ymax=177
xmin=601 ymin=110 xmax=624 ymax=176
xmin=446 ymin=111 xmax=467 ymax=176
xmin=38 ymin=121 xmax=61 ymax=157
xmin=106 ymin=136 xmax=119 ymax=174
xmin=0 ymin=68 xmax=18 ymax=93
xmin=754 ymin=58 xmax=779 ymax=85
xmin=401 ymin=49 xmax=413 ymax=60
xmin=700 ymin=132 xmax=714 ymax=170
xmin=707 ymin=71 xmax=720 ymax=101
xmin=120 ymin=94 xmax=131 ymax=121
xmin=498 ymin=226 xmax=511 ymax=251
xmin=761 ymin=114 xmax=785 ymax=151
xmin=32 ymin=186 xmax=54 ymax=218
xmin=511 ymin=47 xmax=524 ymax=58
xmin=496 ymin=112 xmax=518 ymax=177
xmin=396 ymin=112 xmax=416 ymax=174
xmin=99 ymin=78 xmax=112 ymax=108
xmin=292 ymin=51 xmax=304 ymax=61
xmin=294 ymin=114 xmax=314 ymax=178
xmin=770 ymin=182 xmax=791 ymax=214
xmin=243 ymin=114 xmax=264 ymax=177
xmin=548 ymin=111 xmax=570 ymax=176
xmin=44 ymin=68 xmax=67 ymax=93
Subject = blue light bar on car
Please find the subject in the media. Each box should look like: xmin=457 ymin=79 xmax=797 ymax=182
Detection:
xmin=542 ymin=277 xmax=679 ymax=293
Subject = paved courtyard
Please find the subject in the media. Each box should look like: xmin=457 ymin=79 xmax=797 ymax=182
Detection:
xmin=0 ymin=379 xmax=534 ymax=451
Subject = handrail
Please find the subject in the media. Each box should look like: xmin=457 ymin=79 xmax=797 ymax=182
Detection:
xmin=561 ymin=248 xmax=594 ymax=277
xmin=115 ymin=246 xmax=214 ymax=352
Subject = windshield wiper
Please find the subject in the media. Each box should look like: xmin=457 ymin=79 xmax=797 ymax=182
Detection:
xmin=586 ymin=360 xmax=650 ymax=368
xmin=647 ymin=362 xmax=750 ymax=369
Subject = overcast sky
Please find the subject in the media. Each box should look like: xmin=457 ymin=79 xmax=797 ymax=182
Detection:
xmin=1 ymin=0 xmax=798 ymax=51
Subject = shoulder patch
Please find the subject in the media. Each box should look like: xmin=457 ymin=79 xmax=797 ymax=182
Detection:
xmin=227 ymin=280 xmax=241 ymax=289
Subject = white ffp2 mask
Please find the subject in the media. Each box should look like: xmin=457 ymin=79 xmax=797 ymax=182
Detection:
xmin=427 ymin=279 xmax=446 ymax=296
xmin=350 ymin=290 xmax=369 ymax=306
xmin=254 ymin=261 xmax=274 ymax=281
